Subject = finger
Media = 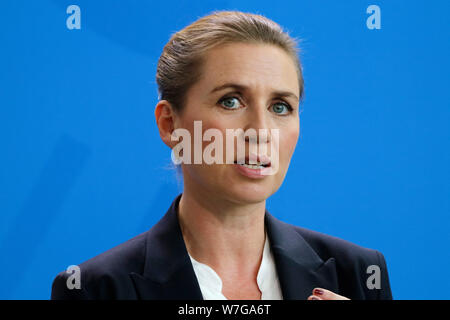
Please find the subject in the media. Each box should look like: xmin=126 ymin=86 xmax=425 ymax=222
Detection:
xmin=307 ymin=295 xmax=322 ymax=301
xmin=312 ymin=288 xmax=350 ymax=300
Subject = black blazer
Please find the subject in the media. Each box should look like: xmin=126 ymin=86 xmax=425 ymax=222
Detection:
xmin=51 ymin=194 xmax=393 ymax=300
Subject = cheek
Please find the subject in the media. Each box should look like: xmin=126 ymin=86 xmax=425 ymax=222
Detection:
xmin=180 ymin=110 xmax=231 ymax=134
xmin=203 ymin=115 xmax=235 ymax=132
xmin=280 ymin=125 xmax=299 ymax=161
xmin=179 ymin=117 xmax=229 ymax=165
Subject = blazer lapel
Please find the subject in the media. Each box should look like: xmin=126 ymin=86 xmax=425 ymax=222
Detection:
xmin=129 ymin=194 xmax=203 ymax=300
xmin=129 ymin=193 xmax=338 ymax=300
xmin=265 ymin=212 xmax=339 ymax=300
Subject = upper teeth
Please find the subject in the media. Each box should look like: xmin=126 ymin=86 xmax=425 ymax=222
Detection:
xmin=239 ymin=162 xmax=265 ymax=169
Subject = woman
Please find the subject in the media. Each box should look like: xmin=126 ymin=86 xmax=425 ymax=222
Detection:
xmin=51 ymin=10 xmax=393 ymax=300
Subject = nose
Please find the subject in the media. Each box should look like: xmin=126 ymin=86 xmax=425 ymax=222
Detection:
xmin=243 ymin=102 xmax=272 ymax=144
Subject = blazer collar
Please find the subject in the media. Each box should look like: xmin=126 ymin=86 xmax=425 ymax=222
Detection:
xmin=264 ymin=212 xmax=339 ymax=299
xmin=130 ymin=194 xmax=338 ymax=300
xmin=129 ymin=193 xmax=203 ymax=299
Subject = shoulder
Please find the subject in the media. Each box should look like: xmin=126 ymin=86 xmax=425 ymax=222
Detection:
xmin=293 ymin=225 xmax=381 ymax=264
xmin=51 ymin=231 xmax=148 ymax=300
xmin=291 ymin=224 xmax=393 ymax=299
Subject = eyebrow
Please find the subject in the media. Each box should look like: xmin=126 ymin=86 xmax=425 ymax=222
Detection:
xmin=210 ymin=83 xmax=299 ymax=102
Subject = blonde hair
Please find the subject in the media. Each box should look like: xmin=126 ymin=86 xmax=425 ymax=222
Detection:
xmin=156 ymin=10 xmax=304 ymax=113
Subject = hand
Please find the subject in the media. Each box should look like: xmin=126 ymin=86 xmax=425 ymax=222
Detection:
xmin=307 ymin=288 xmax=350 ymax=300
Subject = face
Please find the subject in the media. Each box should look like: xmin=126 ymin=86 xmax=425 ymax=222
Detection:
xmin=172 ymin=42 xmax=300 ymax=205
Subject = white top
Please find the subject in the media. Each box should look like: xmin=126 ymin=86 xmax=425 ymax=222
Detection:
xmin=188 ymin=232 xmax=283 ymax=300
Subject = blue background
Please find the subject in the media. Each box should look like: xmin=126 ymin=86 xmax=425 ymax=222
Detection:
xmin=0 ymin=0 xmax=449 ymax=300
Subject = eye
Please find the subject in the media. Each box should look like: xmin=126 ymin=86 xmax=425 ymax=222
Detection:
xmin=218 ymin=96 xmax=243 ymax=110
xmin=271 ymin=102 xmax=292 ymax=115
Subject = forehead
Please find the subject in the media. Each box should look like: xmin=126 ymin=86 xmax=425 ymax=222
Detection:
xmin=197 ymin=42 xmax=299 ymax=94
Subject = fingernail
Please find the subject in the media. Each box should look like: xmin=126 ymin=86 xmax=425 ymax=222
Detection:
xmin=313 ymin=288 xmax=324 ymax=296
xmin=310 ymin=296 xmax=320 ymax=300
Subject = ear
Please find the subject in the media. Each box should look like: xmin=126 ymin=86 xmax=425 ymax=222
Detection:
xmin=154 ymin=100 xmax=178 ymax=148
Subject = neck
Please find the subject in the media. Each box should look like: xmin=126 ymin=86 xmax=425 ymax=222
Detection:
xmin=178 ymin=184 xmax=266 ymax=278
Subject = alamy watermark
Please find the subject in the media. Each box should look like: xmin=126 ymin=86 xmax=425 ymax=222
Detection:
xmin=170 ymin=121 xmax=280 ymax=176
xmin=66 ymin=265 xmax=81 ymax=290
xmin=366 ymin=5 xmax=381 ymax=30
xmin=66 ymin=5 xmax=81 ymax=30
xmin=366 ymin=264 xmax=381 ymax=290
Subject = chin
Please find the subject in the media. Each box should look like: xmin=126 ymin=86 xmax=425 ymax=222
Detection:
xmin=223 ymin=182 xmax=276 ymax=205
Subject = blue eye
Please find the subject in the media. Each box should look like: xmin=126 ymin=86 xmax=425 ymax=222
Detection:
xmin=219 ymin=97 xmax=242 ymax=110
xmin=271 ymin=102 xmax=291 ymax=115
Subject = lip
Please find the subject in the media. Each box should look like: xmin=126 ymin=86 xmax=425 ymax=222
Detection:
xmin=233 ymin=163 xmax=272 ymax=179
